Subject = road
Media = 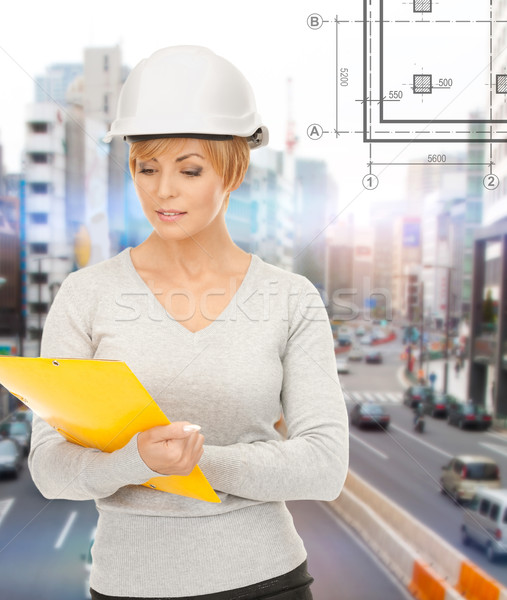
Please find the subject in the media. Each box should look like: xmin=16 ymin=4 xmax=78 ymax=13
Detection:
xmin=341 ymin=333 xmax=507 ymax=585
xmin=0 ymin=453 xmax=410 ymax=599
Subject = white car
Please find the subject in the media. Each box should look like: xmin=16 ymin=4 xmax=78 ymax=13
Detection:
xmin=336 ymin=358 xmax=350 ymax=374
xmin=348 ymin=346 xmax=364 ymax=361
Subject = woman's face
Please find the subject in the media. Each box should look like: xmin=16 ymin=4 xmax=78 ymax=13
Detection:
xmin=133 ymin=138 xmax=228 ymax=241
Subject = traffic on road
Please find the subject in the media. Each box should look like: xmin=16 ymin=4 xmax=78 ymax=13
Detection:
xmin=0 ymin=323 xmax=505 ymax=598
xmin=339 ymin=324 xmax=507 ymax=586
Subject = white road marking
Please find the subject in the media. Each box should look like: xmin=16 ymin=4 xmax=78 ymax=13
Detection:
xmin=54 ymin=510 xmax=77 ymax=550
xmin=349 ymin=432 xmax=389 ymax=460
xmin=390 ymin=424 xmax=453 ymax=459
xmin=486 ymin=430 xmax=507 ymax=442
xmin=479 ymin=442 xmax=507 ymax=459
xmin=345 ymin=391 xmax=404 ymax=404
xmin=0 ymin=498 xmax=14 ymax=528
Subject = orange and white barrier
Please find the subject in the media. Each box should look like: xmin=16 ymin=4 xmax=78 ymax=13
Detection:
xmin=330 ymin=471 xmax=507 ymax=600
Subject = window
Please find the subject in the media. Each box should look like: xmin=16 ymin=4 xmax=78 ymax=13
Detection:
xmin=30 ymin=243 xmax=48 ymax=254
xmin=29 ymin=302 xmax=49 ymax=314
xmin=30 ymin=273 xmax=48 ymax=285
xmin=490 ymin=503 xmax=500 ymax=521
xmin=466 ymin=463 xmax=499 ymax=481
xmin=479 ymin=499 xmax=491 ymax=516
xmin=30 ymin=213 xmax=48 ymax=225
xmin=30 ymin=153 xmax=49 ymax=164
xmin=30 ymin=122 xmax=48 ymax=134
xmin=30 ymin=182 xmax=49 ymax=194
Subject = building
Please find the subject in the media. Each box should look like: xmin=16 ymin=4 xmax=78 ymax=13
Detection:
xmin=22 ymin=48 xmax=129 ymax=353
xmin=371 ymin=201 xmax=407 ymax=322
xmin=229 ymin=147 xmax=295 ymax=271
xmin=0 ymin=195 xmax=21 ymax=346
xmin=392 ymin=216 xmax=422 ymax=322
xmin=294 ymin=158 xmax=336 ymax=289
xmin=468 ymin=223 xmax=507 ymax=415
xmin=35 ymin=63 xmax=83 ymax=105
xmin=467 ymin=3 xmax=507 ymax=414
xmin=23 ymin=101 xmax=72 ymax=347
xmin=325 ymin=219 xmax=354 ymax=320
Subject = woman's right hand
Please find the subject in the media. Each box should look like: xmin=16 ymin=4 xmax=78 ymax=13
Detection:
xmin=137 ymin=422 xmax=204 ymax=476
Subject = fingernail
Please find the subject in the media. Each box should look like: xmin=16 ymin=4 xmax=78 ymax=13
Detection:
xmin=183 ymin=424 xmax=201 ymax=432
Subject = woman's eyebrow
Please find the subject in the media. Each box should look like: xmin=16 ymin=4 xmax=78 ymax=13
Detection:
xmin=175 ymin=153 xmax=205 ymax=163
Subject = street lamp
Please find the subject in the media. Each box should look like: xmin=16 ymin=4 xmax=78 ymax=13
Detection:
xmin=424 ymin=264 xmax=455 ymax=394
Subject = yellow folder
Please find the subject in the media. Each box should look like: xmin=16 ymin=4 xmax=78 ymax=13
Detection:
xmin=0 ymin=357 xmax=220 ymax=503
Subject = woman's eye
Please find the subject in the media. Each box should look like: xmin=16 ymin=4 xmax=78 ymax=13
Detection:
xmin=182 ymin=169 xmax=202 ymax=177
xmin=138 ymin=168 xmax=155 ymax=175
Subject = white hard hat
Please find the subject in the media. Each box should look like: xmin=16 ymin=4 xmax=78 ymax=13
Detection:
xmin=103 ymin=45 xmax=268 ymax=149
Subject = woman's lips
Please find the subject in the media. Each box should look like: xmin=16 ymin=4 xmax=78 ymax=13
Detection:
xmin=156 ymin=211 xmax=187 ymax=223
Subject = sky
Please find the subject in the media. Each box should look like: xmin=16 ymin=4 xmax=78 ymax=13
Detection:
xmin=0 ymin=0 xmax=490 ymax=225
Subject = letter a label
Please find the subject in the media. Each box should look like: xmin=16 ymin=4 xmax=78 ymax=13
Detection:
xmin=307 ymin=124 xmax=324 ymax=139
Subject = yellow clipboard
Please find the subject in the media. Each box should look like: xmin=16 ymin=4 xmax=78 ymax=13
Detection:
xmin=0 ymin=357 xmax=220 ymax=503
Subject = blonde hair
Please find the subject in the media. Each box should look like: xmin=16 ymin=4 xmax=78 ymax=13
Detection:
xmin=129 ymin=136 xmax=250 ymax=209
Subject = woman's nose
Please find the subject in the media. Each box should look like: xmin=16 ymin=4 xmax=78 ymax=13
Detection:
xmin=157 ymin=172 xmax=177 ymax=199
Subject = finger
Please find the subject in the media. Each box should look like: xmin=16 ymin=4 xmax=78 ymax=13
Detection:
xmin=144 ymin=422 xmax=201 ymax=442
xmin=180 ymin=431 xmax=204 ymax=457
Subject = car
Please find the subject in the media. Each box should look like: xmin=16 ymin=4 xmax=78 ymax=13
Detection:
xmin=365 ymin=350 xmax=382 ymax=364
xmin=350 ymin=403 xmax=390 ymax=430
xmin=360 ymin=335 xmax=373 ymax=345
xmin=462 ymin=488 xmax=507 ymax=562
xmin=348 ymin=346 xmax=364 ymax=361
xmin=355 ymin=326 xmax=366 ymax=337
xmin=403 ymin=385 xmax=433 ymax=409
xmin=0 ymin=421 xmax=31 ymax=455
xmin=336 ymin=358 xmax=350 ymax=374
xmin=337 ymin=336 xmax=352 ymax=347
xmin=440 ymin=454 xmax=501 ymax=503
xmin=422 ymin=392 xmax=455 ymax=418
xmin=447 ymin=401 xmax=493 ymax=430
xmin=0 ymin=438 xmax=23 ymax=479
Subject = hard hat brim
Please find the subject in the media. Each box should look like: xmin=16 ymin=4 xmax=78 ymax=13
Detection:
xmin=103 ymin=126 xmax=269 ymax=150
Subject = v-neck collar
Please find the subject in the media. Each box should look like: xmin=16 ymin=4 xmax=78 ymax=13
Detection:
xmin=123 ymin=248 xmax=260 ymax=340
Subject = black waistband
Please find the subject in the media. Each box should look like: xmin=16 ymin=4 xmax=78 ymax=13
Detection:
xmin=90 ymin=560 xmax=313 ymax=600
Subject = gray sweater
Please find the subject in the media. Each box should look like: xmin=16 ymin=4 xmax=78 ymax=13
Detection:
xmin=28 ymin=248 xmax=349 ymax=597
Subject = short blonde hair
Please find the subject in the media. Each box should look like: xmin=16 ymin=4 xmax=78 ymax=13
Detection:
xmin=129 ymin=136 xmax=250 ymax=209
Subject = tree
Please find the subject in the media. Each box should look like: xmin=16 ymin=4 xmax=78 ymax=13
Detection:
xmin=482 ymin=288 xmax=496 ymax=331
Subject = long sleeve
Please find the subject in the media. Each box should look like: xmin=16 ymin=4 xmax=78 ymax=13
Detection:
xmin=27 ymin=276 xmax=160 ymax=501
xmin=198 ymin=277 xmax=349 ymax=502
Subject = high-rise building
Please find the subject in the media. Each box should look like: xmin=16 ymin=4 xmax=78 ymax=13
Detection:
xmin=467 ymin=3 xmax=507 ymax=414
xmin=23 ymin=101 xmax=72 ymax=346
xmin=294 ymin=158 xmax=335 ymax=289
xmin=229 ymin=148 xmax=294 ymax=271
xmin=22 ymin=48 xmax=129 ymax=353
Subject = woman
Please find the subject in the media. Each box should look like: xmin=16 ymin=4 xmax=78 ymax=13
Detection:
xmin=28 ymin=46 xmax=349 ymax=600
